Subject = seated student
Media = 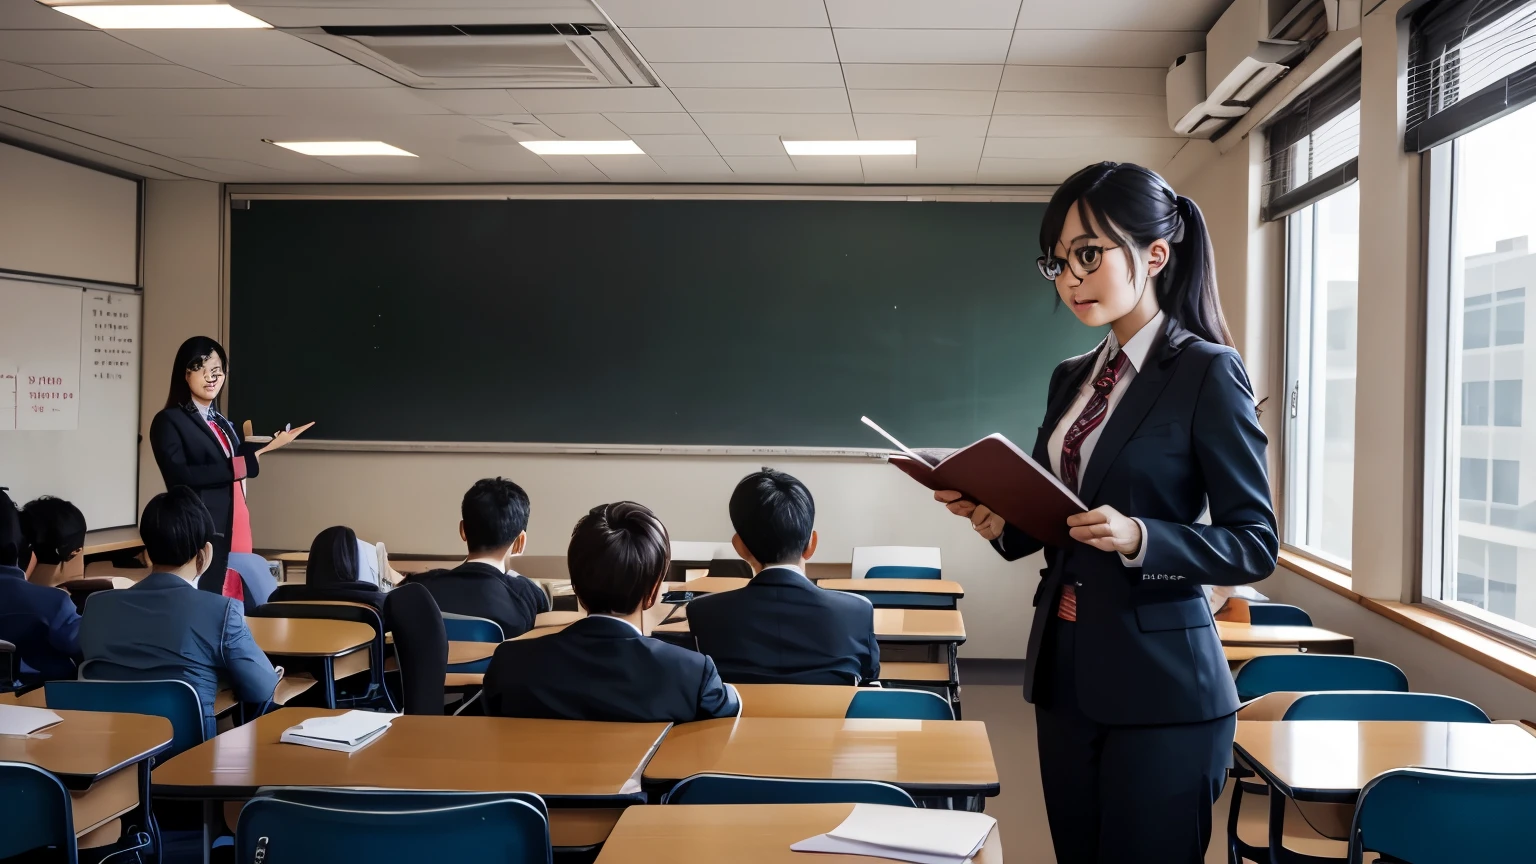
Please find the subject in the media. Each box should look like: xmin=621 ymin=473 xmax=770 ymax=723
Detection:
xmin=689 ymin=469 xmax=880 ymax=685
xmin=483 ymin=501 xmax=739 ymax=723
xmin=0 ymin=489 xmax=81 ymax=683
xmin=80 ymin=487 xmax=280 ymax=737
xmin=407 ymin=477 xmax=549 ymax=638
xmin=268 ymin=525 xmax=386 ymax=610
xmin=20 ymin=496 xmax=87 ymax=587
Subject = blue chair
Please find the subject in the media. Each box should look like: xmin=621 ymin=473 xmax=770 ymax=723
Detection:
xmin=661 ymin=774 xmax=915 ymax=807
xmin=1248 ymin=603 xmax=1313 ymax=626
xmin=1233 ymin=654 xmax=1408 ymax=702
xmin=251 ymin=787 xmax=548 ymax=822
xmin=1350 ymin=768 xmax=1536 ymax=864
xmin=228 ymin=553 xmax=279 ymax=609
xmin=865 ymin=565 xmax=942 ymax=581
xmin=846 ymin=688 xmax=954 ymax=720
xmin=1282 ymin=691 xmax=1490 ymax=723
xmin=235 ymin=794 xmax=551 ymax=864
xmin=46 ymin=677 xmax=207 ymax=757
xmin=0 ymin=761 xmax=76 ymax=863
xmin=442 ymin=614 xmax=504 ymax=674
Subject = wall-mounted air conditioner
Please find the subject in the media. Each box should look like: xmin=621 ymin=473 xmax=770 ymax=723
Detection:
xmin=1167 ymin=52 xmax=1247 ymax=137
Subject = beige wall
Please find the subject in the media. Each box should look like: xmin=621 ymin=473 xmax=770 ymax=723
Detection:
xmin=0 ymin=141 xmax=139 ymax=286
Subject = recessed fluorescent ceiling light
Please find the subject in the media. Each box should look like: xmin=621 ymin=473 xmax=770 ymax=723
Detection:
xmin=783 ymin=140 xmax=917 ymax=156
xmin=271 ymin=141 xmax=417 ymax=157
xmin=521 ymin=140 xmax=645 ymax=156
xmin=52 ymin=4 xmax=271 ymax=29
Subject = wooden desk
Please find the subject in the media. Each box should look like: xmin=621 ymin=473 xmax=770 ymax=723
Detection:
xmin=643 ymin=717 xmax=998 ymax=798
xmin=448 ymin=640 xmax=497 ymax=665
xmin=734 ymin=684 xmax=857 ymax=718
xmin=152 ymin=708 xmax=669 ymax=847
xmin=534 ymin=610 xmax=587 ymax=629
xmin=82 ymin=528 xmax=143 ymax=557
xmin=1224 ymin=645 xmax=1302 ymax=666
xmin=819 ymin=578 xmax=965 ymax=598
xmin=1234 ymin=720 xmax=1536 ymax=803
xmin=0 ymin=709 xmax=171 ymax=840
xmin=651 ymin=609 xmax=966 ymax=645
xmin=661 ymin=577 xmax=750 ymax=596
xmin=245 ymin=617 xmax=373 ymax=708
xmin=1217 ymin=622 xmax=1354 ymax=654
xmin=593 ymin=803 xmax=1003 ymax=864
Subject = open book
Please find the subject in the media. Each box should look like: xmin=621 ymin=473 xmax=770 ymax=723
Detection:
xmin=792 ymin=803 xmax=997 ymax=864
xmin=862 ymin=416 xmax=1085 ymax=549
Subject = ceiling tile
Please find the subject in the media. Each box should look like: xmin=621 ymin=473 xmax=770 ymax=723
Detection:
xmin=0 ymin=31 xmax=169 ymax=65
xmin=510 ymin=87 xmax=683 ymax=114
xmin=1000 ymin=65 xmax=1166 ymax=94
xmin=447 ymin=143 xmax=560 ymax=175
xmin=603 ymin=112 xmax=702 ymax=135
xmin=535 ymin=113 xmax=629 ymax=139
xmin=673 ymin=88 xmax=850 ymax=114
xmin=207 ymin=65 xmax=397 ymax=88
xmin=597 ymin=0 xmax=828 ymax=27
xmin=109 ymin=30 xmax=352 ymax=68
xmin=789 ymin=153 xmax=863 ymax=174
xmin=3 ymin=87 xmax=452 ymax=116
xmin=32 ymin=64 xmax=235 ymax=89
xmin=848 ymin=90 xmax=995 ymax=115
xmin=993 ymin=91 xmax=1166 ymax=116
xmin=977 ymin=155 xmax=1088 ymax=183
xmin=853 ymin=113 xmax=992 ymax=137
xmin=706 ymin=134 xmax=786 ymax=156
xmin=652 ymin=155 xmax=734 ymax=175
xmin=0 ymin=60 xmax=81 ymax=91
xmin=982 ymin=136 xmax=1185 ymax=164
xmin=533 ymin=154 xmax=608 ymax=180
xmin=915 ymin=136 xmax=986 ymax=167
xmin=649 ymin=62 xmax=845 ymax=89
xmin=722 ymin=155 xmax=795 ymax=173
xmin=391 ymin=89 xmax=527 ymax=115
xmin=987 ymin=114 xmax=1178 ymax=137
xmin=826 ymin=0 xmax=1021 ymax=29
xmin=585 ymin=153 xmax=668 ymax=180
xmin=692 ymin=113 xmax=856 ymax=137
xmin=629 ymin=134 xmax=719 ymax=156
xmin=1006 ymin=30 xmax=1203 ymax=67
xmin=840 ymin=64 xmax=1002 ymax=91
xmin=858 ymin=153 xmax=915 ymax=172
xmin=1016 ymin=0 xmax=1227 ymax=32
xmin=0 ymin=0 xmax=93 ymax=29
xmin=833 ymin=29 xmax=1013 ymax=64
xmin=179 ymin=157 xmax=293 ymax=179
xmin=623 ymin=29 xmax=838 ymax=64
xmin=317 ymin=154 xmax=477 ymax=177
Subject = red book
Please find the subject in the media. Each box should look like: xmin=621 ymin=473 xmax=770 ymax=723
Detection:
xmin=863 ymin=417 xmax=1086 ymax=549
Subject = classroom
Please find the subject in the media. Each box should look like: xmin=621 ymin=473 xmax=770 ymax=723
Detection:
xmin=1 ymin=0 xmax=1534 ymax=862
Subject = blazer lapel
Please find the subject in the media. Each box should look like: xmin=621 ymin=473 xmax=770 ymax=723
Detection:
xmin=1032 ymin=344 xmax=1102 ymax=463
xmin=184 ymin=403 xmax=226 ymax=454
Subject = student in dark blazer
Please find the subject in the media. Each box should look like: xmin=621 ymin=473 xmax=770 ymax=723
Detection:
xmin=0 ymin=489 xmax=80 ymax=683
xmin=268 ymin=525 xmax=385 ymax=610
xmin=689 ymin=470 xmax=879 ymax=685
xmin=483 ymin=501 xmax=739 ymax=723
xmin=148 ymin=336 xmax=311 ymax=594
xmin=408 ymin=477 xmax=549 ymax=638
xmin=935 ymin=163 xmax=1277 ymax=864
xmin=19 ymin=495 xmax=87 ymax=588
xmin=80 ymin=487 xmax=281 ymax=738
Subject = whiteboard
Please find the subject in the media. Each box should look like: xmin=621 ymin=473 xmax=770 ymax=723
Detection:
xmin=0 ymin=277 xmax=141 ymax=528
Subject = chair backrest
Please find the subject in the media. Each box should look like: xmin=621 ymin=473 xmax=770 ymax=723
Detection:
xmin=1282 ymin=691 xmax=1490 ymax=723
xmin=706 ymin=558 xmax=753 ymax=578
xmin=228 ymin=553 xmax=279 ymax=608
xmin=0 ymin=638 xmax=16 ymax=691
xmin=851 ymin=546 xmax=941 ymax=580
xmin=383 ymin=584 xmax=448 ymax=716
xmin=0 ymin=761 xmax=76 ymax=863
xmin=846 ymin=688 xmax=955 ymax=720
xmin=1350 ymin=768 xmax=1536 ymax=864
xmin=46 ymin=678 xmax=206 ymax=758
xmin=661 ymin=774 xmax=916 ymax=807
xmin=251 ymin=601 xmax=389 ymax=695
xmin=1247 ymin=603 xmax=1313 ymax=626
xmin=236 ymin=796 xmax=551 ymax=864
xmin=254 ymin=787 xmax=548 ymax=821
xmin=1233 ymin=654 xmax=1409 ymax=702
xmin=441 ymin=614 xmax=505 ymax=643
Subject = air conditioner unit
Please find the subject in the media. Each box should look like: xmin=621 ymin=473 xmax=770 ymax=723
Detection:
xmin=1167 ymin=52 xmax=1247 ymax=137
xmin=288 ymin=23 xmax=656 ymax=89
xmin=1205 ymin=0 xmax=1327 ymax=110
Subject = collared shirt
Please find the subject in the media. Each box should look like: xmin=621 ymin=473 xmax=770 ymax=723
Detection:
xmin=756 ymin=563 xmax=805 ymax=577
xmin=590 ymin=613 xmax=644 ymax=636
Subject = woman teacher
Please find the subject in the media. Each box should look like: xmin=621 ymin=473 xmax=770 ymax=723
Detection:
xmin=935 ymin=162 xmax=1277 ymax=863
xmin=149 ymin=336 xmax=312 ymax=593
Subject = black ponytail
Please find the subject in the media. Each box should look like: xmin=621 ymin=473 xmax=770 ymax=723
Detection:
xmin=1040 ymin=162 xmax=1233 ymax=347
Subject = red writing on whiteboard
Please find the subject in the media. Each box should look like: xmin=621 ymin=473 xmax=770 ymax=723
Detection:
xmin=28 ymin=376 xmax=63 ymax=386
xmin=29 ymin=391 xmax=74 ymax=400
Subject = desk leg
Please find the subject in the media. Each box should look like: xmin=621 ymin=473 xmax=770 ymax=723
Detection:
xmin=948 ymin=644 xmax=961 ymax=720
xmin=322 ymin=657 xmax=336 ymax=708
xmin=1267 ymin=782 xmax=1288 ymax=863
xmin=202 ymin=800 xmax=215 ymax=864
xmin=138 ymin=760 xmax=160 ymax=858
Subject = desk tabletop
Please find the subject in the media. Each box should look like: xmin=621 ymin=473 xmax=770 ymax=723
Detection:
xmin=448 ymin=641 xmax=498 ymax=665
xmin=643 ymin=717 xmax=998 ymax=796
xmin=734 ymin=685 xmax=858 ymax=719
xmin=0 ymin=709 xmax=171 ymax=783
xmin=817 ymin=579 xmax=965 ymax=598
xmin=593 ymin=803 xmax=1002 ymax=864
xmin=152 ymin=708 xmax=670 ymax=800
xmin=246 ymin=617 xmax=374 ymax=657
xmin=82 ymin=527 xmax=143 ymax=557
xmin=1234 ymin=720 xmax=1536 ymax=801
xmin=534 ymin=610 xmax=587 ymax=628
xmin=663 ymin=577 xmax=750 ymax=595
xmin=651 ymin=608 xmax=966 ymax=644
xmin=1223 ymin=645 xmax=1302 ymax=663
xmin=1217 ymin=622 xmax=1354 ymax=649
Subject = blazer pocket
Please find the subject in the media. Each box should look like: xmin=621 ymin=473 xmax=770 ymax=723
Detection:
xmin=1134 ymin=597 xmax=1212 ymax=632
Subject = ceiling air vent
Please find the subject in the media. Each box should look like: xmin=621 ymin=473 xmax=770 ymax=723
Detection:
xmin=289 ymin=23 xmax=656 ymax=89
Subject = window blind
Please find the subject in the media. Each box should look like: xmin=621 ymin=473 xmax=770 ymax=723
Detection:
xmin=1262 ymin=52 xmax=1362 ymax=221
xmin=1406 ymin=0 xmax=1536 ymax=151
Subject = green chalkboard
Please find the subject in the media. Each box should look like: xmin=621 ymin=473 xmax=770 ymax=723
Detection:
xmin=229 ymin=199 xmax=1103 ymax=449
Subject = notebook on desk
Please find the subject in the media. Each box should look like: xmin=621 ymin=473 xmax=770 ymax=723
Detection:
xmin=279 ymin=710 xmax=398 ymax=754
xmin=792 ymin=803 xmax=996 ymax=864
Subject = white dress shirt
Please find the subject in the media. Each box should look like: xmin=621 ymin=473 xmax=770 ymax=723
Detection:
xmin=590 ymin=613 xmax=644 ymax=636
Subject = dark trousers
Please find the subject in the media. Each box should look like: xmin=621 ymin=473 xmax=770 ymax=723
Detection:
xmin=1034 ymin=617 xmax=1235 ymax=864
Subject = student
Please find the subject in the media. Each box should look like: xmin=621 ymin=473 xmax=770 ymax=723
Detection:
xmin=0 ymin=489 xmax=81 ymax=683
xmin=19 ymin=496 xmax=86 ymax=587
xmin=689 ymin=469 xmax=880 ymax=685
xmin=80 ymin=487 xmax=281 ymax=737
xmin=268 ymin=525 xmax=385 ymax=610
xmin=408 ymin=477 xmax=549 ymax=637
xmin=483 ymin=501 xmax=739 ymax=723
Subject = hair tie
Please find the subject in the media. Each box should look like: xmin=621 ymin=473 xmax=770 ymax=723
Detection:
xmin=1170 ymin=195 xmax=1190 ymax=244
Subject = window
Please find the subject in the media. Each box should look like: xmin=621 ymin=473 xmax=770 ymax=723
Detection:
xmin=1463 ymin=381 xmax=1489 ymax=425
xmin=1495 ymin=380 xmax=1523 ymax=427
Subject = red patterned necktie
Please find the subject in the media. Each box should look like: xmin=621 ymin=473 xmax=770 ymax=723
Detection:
xmin=1056 ymin=348 xmax=1131 ymax=622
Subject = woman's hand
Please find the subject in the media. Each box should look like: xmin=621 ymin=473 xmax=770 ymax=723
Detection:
xmin=257 ymin=421 xmax=315 ymax=456
xmin=1068 ymin=505 xmax=1142 ymax=557
xmin=934 ymin=490 xmax=1005 ymax=541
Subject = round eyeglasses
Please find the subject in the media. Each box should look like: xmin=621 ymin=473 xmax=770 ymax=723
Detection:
xmin=1037 ymin=244 xmax=1120 ymax=282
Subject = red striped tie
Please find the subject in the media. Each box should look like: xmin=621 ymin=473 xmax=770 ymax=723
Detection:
xmin=1056 ymin=350 xmax=1130 ymax=622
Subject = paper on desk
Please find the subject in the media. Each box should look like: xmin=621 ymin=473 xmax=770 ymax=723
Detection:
xmin=791 ymin=804 xmax=995 ymax=864
xmin=280 ymin=710 xmax=398 ymax=753
xmin=0 ymin=704 xmax=64 ymax=735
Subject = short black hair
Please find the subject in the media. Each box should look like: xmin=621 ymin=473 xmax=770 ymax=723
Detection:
xmin=0 ymin=489 xmax=29 ymax=569
xmin=140 ymin=486 xmax=216 ymax=568
xmin=461 ymin=477 xmax=531 ymax=555
xmin=307 ymin=525 xmax=361 ymax=586
xmin=729 ymin=469 xmax=815 ymax=566
xmin=21 ymin=496 xmax=87 ymax=565
xmin=568 ymin=501 xmax=671 ymax=616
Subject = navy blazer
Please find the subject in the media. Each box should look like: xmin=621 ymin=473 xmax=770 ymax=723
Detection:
xmin=483 ymin=615 xmax=740 ymax=723
xmin=0 ymin=565 xmax=81 ymax=682
xmin=995 ymin=318 xmax=1277 ymax=725
xmin=688 ymin=567 xmax=881 ymax=685
xmin=407 ymin=562 xmax=550 ymax=638
xmin=80 ymin=571 xmax=279 ymax=737
xmin=149 ymin=403 xmax=261 ymax=592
